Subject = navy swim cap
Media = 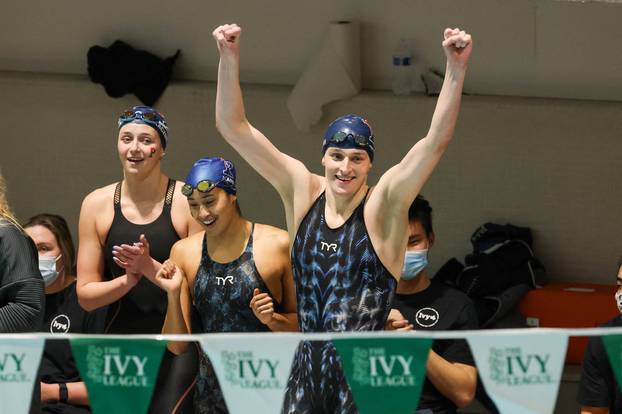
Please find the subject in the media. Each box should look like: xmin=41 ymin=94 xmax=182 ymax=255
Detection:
xmin=118 ymin=105 xmax=169 ymax=149
xmin=183 ymin=157 xmax=237 ymax=196
xmin=322 ymin=114 xmax=375 ymax=161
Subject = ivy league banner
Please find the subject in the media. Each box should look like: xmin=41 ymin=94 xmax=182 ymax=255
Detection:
xmin=601 ymin=334 xmax=622 ymax=393
xmin=199 ymin=334 xmax=300 ymax=414
xmin=0 ymin=338 xmax=45 ymax=414
xmin=332 ymin=337 xmax=433 ymax=414
xmin=467 ymin=331 xmax=568 ymax=414
xmin=70 ymin=338 xmax=166 ymax=414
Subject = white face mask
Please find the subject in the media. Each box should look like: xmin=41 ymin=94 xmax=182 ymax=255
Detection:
xmin=39 ymin=254 xmax=62 ymax=287
xmin=401 ymin=249 xmax=428 ymax=281
xmin=616 ymin=290 xmax=622 ymax=314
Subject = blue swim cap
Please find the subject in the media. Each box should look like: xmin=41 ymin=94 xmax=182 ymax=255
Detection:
xmin=118 ymin=105 xmax=169 ymax=149
xmin=322 ymin=114 xmax=375 ymax=161
xmin=183 ymin=157 xmax=237 ymax=196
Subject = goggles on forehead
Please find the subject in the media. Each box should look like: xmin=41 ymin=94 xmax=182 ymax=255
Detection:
xmin=328 ymin=130 xmax=373 ymax=147
xmin=181 ymin=180 xmax=220 ymax=197
xmin=119 ymin=109 xmax=164 ymax=123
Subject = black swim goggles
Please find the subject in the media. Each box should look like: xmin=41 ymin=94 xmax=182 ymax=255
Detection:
xmin=328 ymin=130 xmax=373 ymax=147
xmin=181 ymin=180 xmax=219 ymax=197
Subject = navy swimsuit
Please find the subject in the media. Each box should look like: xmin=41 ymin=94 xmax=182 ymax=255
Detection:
xmin=282 ymin=191 xmax=396 ymax=413
xmin=194 ymin=224 xmax=279 ymax=413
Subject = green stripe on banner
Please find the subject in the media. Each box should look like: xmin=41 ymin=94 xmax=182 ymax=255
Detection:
xmin=602 ymin=334 xmax=622 ymax=394
xmin=70 ymin=338 xmax=166 ymax=414
xmin=333 ymin=337 xmax=432 ymax=414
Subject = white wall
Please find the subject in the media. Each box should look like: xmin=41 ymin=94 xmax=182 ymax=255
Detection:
xmin=1 ymin=71 xmax=620 ymax=284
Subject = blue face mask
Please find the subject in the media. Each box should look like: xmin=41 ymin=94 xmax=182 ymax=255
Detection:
xmin=401 ymin=250 xmax=428 ymax=281
xmin=39 ymin=254 xmax=61 ymax=287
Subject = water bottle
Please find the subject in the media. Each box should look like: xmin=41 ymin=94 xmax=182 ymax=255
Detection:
xmin=391 ymin=39 xmax=412 ymax=96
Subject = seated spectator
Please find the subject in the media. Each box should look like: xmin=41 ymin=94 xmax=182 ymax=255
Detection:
xmin=0 ymin=173 xmax=44 ymax=332
xmin=24 ymin=214 xmax=106 ymax=413
xmin=391 ymin=195 xmax=478 ymax=413
xmin=577 ymin=258 xmax=622 ymax=414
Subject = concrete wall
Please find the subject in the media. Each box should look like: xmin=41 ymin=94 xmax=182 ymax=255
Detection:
xmin=1 ymin=71 xmax=620 ymax=283
xmin=3 ymin=0 xmax=622 ymax=101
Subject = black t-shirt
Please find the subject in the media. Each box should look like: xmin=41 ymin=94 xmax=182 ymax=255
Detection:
xmin=392 ymin=280 xmax=478 ymax=414
xmin=39 ymin=282 xmax=106 ymax=413
xmin=577 ymin=315 xmax=622 ymax=412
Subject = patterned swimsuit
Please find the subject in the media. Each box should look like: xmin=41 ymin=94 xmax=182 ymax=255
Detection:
xmin=282 ymin=191 xmax=396 ymax=413
xmin=194 ymin=224 xmax=279 ymax=413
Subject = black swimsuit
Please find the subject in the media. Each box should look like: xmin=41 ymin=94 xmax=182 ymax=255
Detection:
xmin=102 ymin=179 xmax=197 ymax=414
xmin=103 ymin=179 xmax=178 ymax=333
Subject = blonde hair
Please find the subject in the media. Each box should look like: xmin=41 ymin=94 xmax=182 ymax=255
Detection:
xmin=0 ymin=173 xmax=22 ymax=229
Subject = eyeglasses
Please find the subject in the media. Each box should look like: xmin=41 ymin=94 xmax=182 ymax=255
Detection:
xmin=181 ymin=180 xmax=219 ymax=197
xmin=119 ymin=109 xmax=163 ymax=124
xmin=329 ymin=130 xmax=373 ymax=147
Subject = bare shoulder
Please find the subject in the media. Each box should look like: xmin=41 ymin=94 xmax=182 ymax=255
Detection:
xmin=291 ymin=174 xmax=325 ymax=229
xmin=170 ymin=179 xmax=200 ymax=235
xmin=171 ymin=231 xmax=204 ymax=283
xmin=308 ymin=174 xmax=326 ymax=202
xmin=81 ymin=183 xmax=116 ymax=210
xmin=79 ymin=183 xmax=116 ymax=236
xmin=170 ymin=180 xmax=190 ymax=211
xmin=254 ymin=223 xmax=290 ymax=252
xmin=365 ymin=183 xmax=408 ymax=223
xmin=171 ymin=180 xmax=187 ymax=201
xmin=173 ymin=231 xmax=205 ymax=252
xmin=79 ymin=183 xmax=117 ymax=245
xmin=171 ymin=231 xmax=204 ymax=261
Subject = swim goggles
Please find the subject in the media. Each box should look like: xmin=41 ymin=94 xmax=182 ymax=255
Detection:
xmin=181 ymin=180 xmax=220 ymax=197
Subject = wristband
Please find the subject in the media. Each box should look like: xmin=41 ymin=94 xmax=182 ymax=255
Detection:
xmin=58 ymin=383 xmax=68 ymax=403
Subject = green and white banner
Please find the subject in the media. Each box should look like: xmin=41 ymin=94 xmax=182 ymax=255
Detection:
xmin=601 ymin=334 xmax=622 ymax=393
xmin=467 ymin=332 xmax=568 ymax=414
xmin=199 ymin=333 xmax=300 ymax=414
xmin=333 ymin=337 xmax=432 ymax=414
xmin=70 ymin=338 xmax=166 ymax=414
xmin=0 ymin=338 xmax=44 ymax=414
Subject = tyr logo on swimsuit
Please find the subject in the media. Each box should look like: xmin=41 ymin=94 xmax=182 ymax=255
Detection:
xmin=320 ymin=241 xmax=338 ymax=252
xmin=216 ymin=275 xmax=235 ymax=286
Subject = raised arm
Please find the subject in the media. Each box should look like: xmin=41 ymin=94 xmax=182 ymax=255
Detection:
xmin=76 ymin=192 xmax=141 ymax=311
xmin=213 ymin=24 xmax=318 ymax=204
xmin=375 ymin=28 xmax=472 ymax=213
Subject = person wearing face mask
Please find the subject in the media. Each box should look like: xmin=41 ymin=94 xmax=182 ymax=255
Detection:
xmin=577 ymin=258 xmax=622 ymax=414
xmin=391 ymin=195 xmax=478 ymax=414
xmin=24 ymin=214 xmax=106 ymax=413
